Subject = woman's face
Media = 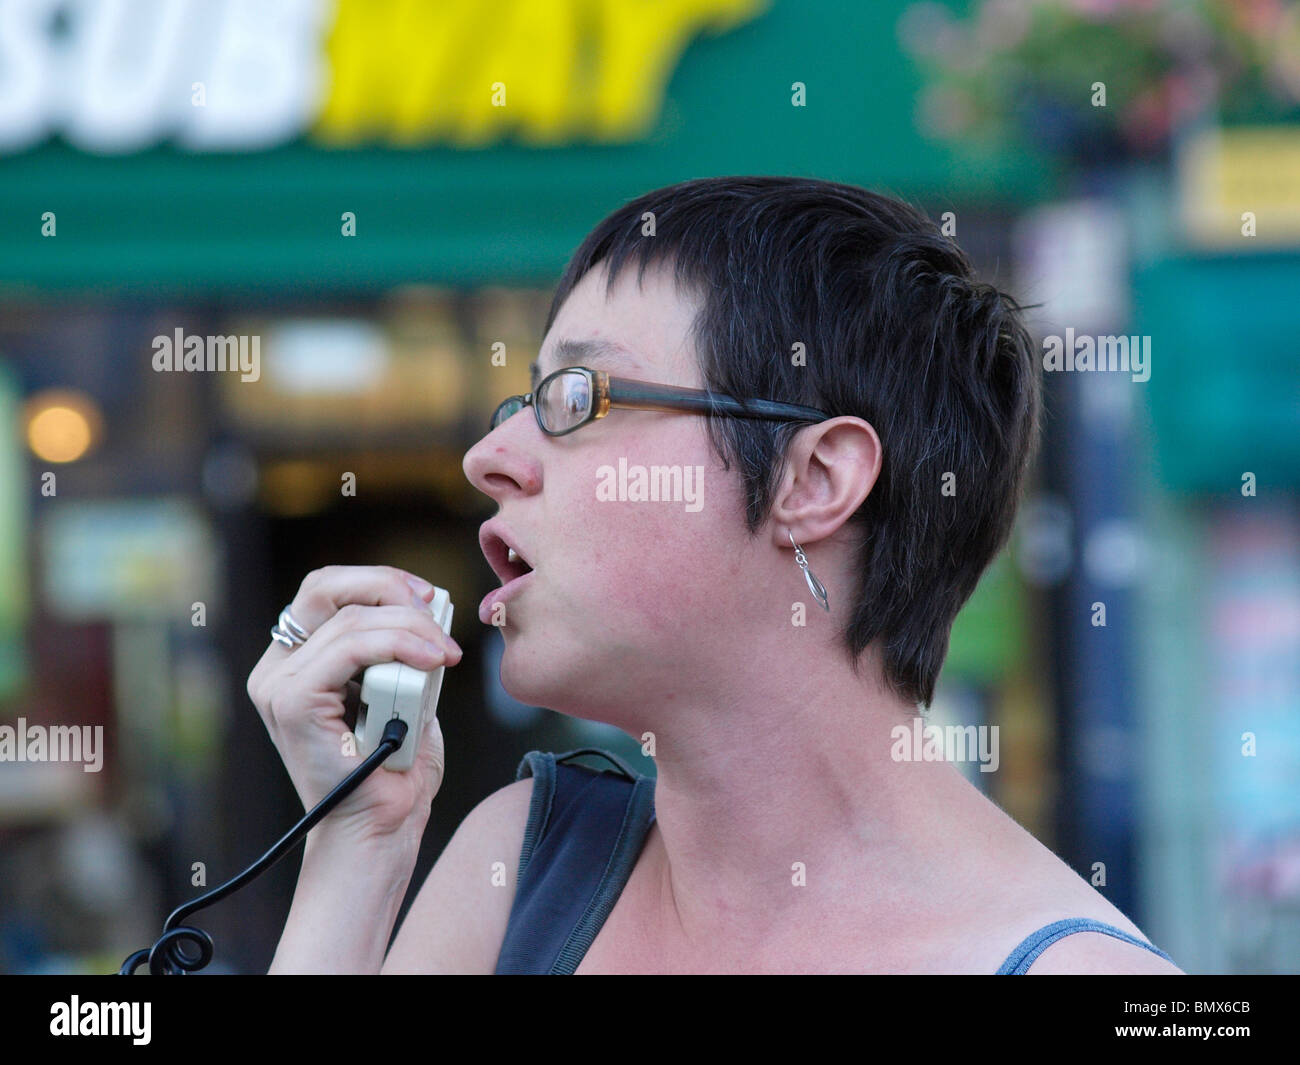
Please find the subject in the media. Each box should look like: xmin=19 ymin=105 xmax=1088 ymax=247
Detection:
xmin=463 ymin=259 xmax=769 ymax=726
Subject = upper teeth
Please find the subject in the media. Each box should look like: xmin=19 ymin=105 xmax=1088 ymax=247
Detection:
xmin=507 ymin=548 xmax=521 ymax=564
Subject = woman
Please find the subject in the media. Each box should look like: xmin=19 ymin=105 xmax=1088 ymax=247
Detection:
xmin=248 ymin=176 xmax=1182 ymax=974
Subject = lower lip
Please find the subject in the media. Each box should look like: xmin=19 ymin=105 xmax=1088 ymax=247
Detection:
xmin=479 ymin=570 xmax=535 ymax=624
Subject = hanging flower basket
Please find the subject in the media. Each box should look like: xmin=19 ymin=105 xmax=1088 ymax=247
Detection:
xmin=900 ymin=0 xmax=1300 ymax=165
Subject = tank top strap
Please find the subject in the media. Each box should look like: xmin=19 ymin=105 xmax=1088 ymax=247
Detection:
xmin=996 ymin=917 xmax=1175 ymax=974
xmin=554 ymin=746 xmax=642 ymax=781
xmin=494 ymin=749 xmax=656 ymax=974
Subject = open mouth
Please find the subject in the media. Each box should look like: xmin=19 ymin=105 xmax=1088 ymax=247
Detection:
xmin=481 ymin=524 xmax=535 ymax=586
xmin=505 ymin=546 xmax=534 ymax=580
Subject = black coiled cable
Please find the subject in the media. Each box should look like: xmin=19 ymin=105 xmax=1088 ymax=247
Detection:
xmin=119 ymin=717 xmax=409 ymax=975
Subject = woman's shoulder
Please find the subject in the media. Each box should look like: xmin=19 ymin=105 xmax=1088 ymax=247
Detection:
xmin=381 ymin=774 xmax=535 ymax=973
xmin=961 ymin=823 xmax=1182 ymax=974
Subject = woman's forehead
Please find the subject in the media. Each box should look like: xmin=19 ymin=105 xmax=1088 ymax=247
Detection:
xmin=540 ymin=261 xmax=702 ymax=384
xmin=528 ymin=337 xmax=644 ymax=389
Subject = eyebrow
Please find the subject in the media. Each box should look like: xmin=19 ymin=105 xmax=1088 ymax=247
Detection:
xmin=529 ymin=338 xmax=638 ymax=391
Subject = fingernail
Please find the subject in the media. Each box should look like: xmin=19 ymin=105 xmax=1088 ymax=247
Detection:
xmin=406 ymin=576 xmax=434 ymax=598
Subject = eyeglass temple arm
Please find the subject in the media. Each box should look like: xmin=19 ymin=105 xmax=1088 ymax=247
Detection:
xmin=605 ymin=378 xmax=828 ymax=422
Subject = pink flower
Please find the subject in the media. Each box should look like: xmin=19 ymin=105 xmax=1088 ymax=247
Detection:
xmin=1121 ymin=86 xmax=1172 ymax=152
xmin=1230 ymin=0 xmax=1285 ymax=37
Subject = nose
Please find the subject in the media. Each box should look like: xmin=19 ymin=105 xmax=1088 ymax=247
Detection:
xmin=462 ymin=413 xmax=543 ymax=502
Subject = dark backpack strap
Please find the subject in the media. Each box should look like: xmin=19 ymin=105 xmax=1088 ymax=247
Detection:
xmin=495 ymin=749 xmax=655 ymax=975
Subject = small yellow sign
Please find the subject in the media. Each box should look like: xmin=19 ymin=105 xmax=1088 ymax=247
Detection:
xmin=1179 ymin=126 xmax=1300 ymax=249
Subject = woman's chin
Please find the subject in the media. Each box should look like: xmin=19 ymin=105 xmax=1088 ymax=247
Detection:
xmin=498 ymin=657 xmax=604 ymax=722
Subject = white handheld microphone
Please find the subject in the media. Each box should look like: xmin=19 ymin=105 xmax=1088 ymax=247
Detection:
xmin=354 ymin=586 xmax=454 ymax=771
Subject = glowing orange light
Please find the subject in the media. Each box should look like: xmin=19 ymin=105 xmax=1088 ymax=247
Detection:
xmin=23 ymin=390 xmax=102 ymax=463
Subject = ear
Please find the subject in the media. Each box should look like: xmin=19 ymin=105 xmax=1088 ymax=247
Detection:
xmin=768 ymin=416 xmax=882 ymax=547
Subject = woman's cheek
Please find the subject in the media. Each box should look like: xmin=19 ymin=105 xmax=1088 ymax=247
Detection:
xmin=603 ymin=518 xmax=725 ymax=639
xmin=566 ymin=437 xmax=738 ymax=637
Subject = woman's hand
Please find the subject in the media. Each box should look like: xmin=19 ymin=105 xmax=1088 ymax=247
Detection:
xmin=246 ymin=565 xmax=463 ymax=845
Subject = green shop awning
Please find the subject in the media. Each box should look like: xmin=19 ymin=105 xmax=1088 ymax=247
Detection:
xmin=0 ymin=0 xmax=1049 ymax=296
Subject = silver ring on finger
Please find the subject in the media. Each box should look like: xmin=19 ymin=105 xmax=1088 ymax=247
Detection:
xmin=279 ymin=607 xmax=311 ymax=643
xmin=271 ymin=606 xmax=311 ymax=649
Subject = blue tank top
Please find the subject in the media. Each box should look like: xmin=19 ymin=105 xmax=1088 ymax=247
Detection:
xmin=493 ymin=749 xmax=1177 ymax=975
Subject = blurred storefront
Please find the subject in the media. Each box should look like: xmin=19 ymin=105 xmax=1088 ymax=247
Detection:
xmin=1134 ymin=127 xmax=1300 ymax=972
xmin=0 ymin=0 xmax=1296 ymax=974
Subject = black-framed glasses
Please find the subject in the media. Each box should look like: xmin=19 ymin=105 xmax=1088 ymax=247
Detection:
xmin=489 ymin=366 xmax=831 ymax=437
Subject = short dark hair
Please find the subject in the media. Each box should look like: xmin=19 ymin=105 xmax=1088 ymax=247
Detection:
xmin=545 ymin=176 xmax=1041 ymax=708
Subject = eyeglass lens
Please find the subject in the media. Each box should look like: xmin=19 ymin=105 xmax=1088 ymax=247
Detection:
xmin=491 ymin=369 xmax=591 ymax=433
xmin=537 ymin=370 xmax=590 ymax=432
xmin=491 ymin=395 xmax=524 ymax=430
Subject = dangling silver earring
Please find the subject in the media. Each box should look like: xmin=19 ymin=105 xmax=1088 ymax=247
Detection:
xmin=788 ymin=530 xmax=830 ymax=612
